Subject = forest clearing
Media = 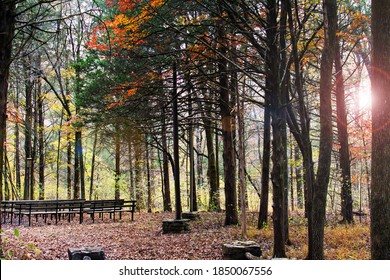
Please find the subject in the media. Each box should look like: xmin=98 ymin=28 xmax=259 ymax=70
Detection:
xmin=1 ymin=212 xmax=370 ymax=260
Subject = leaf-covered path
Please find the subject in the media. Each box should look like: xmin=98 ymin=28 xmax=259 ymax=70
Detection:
xmin=1 ymin=212 xmax=370 ymax=260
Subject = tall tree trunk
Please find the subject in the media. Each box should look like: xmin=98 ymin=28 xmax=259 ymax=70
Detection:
xmin=15 ymin=88 xmax=21 ymax=196
xmin=23 ymin=54 xmax=34 ymax=200
xmin=217 ymin=2 xmax=238 ymax=225
xmin=285 ymin=0 xmax=316 ymax=222
xmin=290 ymin=137 xmax=295 ymax=212
xmin=4 ymin=129 xmax=9 ymax=200
xmin=188 ymin=96 xmax=196 ymax=212
xmin=371 ymin=0 xmax=390 ymax=260
xmin=258 ymin=101 xmax=271 ymax=229
xmin=89 ymin=130 xmax=98 ymax=200
xmin=128 ymin=138 xmax=135 ymax=200
xmin=172 ymin=61 xmax=182 ymax=220
xmin=295 ymin=145 xmax=303 ymax=209
xmin=56 ymin=111 xmax=64 ymax=199
xmin=0 ymin=0 xmax=15 ymax=204
xmin=280 ymin=0 xmax=290 ymax=245
xmin=237 ymin=80 xmax=247 ymax=238
xmin=267 ymin=0 xmax=286 ymax=258
xmin=204 ymin=114 xmax=219 ymax=211
xmin=195 ymin=128 xmax=202 ymax=210
xmin=37 ymin=61 xmax=45 ymax=200
xmin=335 ymin=39 xmax=353 ymax=224
xmin=146 ymin=138 xmax=152 ymax=213
xmin=161 ymin=109 xmax=172 ymax=211
xmin=73 ymin=131 xmax=81 ymax=199
xmin=114 ymin=130 xmax=121 ymax=200
xmin=67 ymin=120 xmax=72 ymax=199
xmin=215 ymin=126 xmax=221 ymax=211
xmin=308 ymin=0 xmax=337 ymax=260
xmin=80 ymin=135 xmax=85 ymax=199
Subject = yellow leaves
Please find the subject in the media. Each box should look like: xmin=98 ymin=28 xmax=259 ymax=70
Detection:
xmin=324 ymin=224 xmax=370 ymax=260
xmin=176 ymin=13 xmax=210 ymax=26
xmin=149 ymin=0 xmax=164 ymax=9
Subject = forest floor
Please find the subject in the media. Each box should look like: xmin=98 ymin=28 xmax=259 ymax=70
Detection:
xmin=0 ymin=211 xmax=370 ymax=260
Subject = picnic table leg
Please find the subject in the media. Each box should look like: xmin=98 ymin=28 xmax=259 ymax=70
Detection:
xmin=18 ymin=207 xmax=22 ymax=225
xmin=28 ymin=205 xmax=32 ymax=226
xmin=10 ymin=206 xmax=13 ymax=225
xmin=79 ymin=204 xmax=83 ymax=224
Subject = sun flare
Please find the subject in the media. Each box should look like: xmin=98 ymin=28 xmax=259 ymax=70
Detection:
xmin=359 ymin=81 xmax=372 ymax=110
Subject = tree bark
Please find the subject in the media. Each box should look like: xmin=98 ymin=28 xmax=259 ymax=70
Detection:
xmin=237 ymin=78 xmax=247 ymax=238
xmin=89 ymin=130 xmax=98 ymax=200
xmin=114 ymin=129 xmax=121 ymax=200
xmin=217 ymin=2 xmax=238 ymax=225
xmin=266 ymin=0 xmax=287 ymax=258
xmin=0 ymin=0 xmax=15 ymax=203
xmin=73 ymin=131 xmax=81 ymax=199
xmin=204 ymin=113 xmax=219 ymax=211
xmin=23 ymin=54 xmax=34 ymax=200
xmin=258 ymin=101 xmax=271 ymax=229
xmin=172 ymin=61 xmax=182 ymax=220
xmin=335 ymin=39 xmax=353 ymax=224
xmin=38 ymin=62 xmax=45 ymax=200
xmin=66 ymin=121 xmax=72 ymax=200
xmin=188 ymin=95 xmax=196 ymax=212
xmin=371 ymin=0 xmax=390 ymax=260
xmin=294 ymin=145 xmax=303 ymax=209
xmin=15 ymin=86 xmax=21 ymax=196
xmin=146 ymin=138 xmax=152 ymax=213
xmin=161 ymin=108 xmax=172 ymax=211
xmin=308 ymin=0 xmax=337 ymax=260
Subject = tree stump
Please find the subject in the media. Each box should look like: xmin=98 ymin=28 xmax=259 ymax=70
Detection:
xmin=162 ymin=219 xmax=190 ymax=233
xmin=182 ymin=212 xmax=200 ymax=220
xmin=68 ymin=247 xmax=105 ymax=260
xmin=222 ymin=240 xmax=262 ymax=260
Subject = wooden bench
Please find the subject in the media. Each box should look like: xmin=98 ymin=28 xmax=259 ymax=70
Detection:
xmin=1 ymin=199 xmax=137 ymax=226
xmin=2 ymin=200 xmax=85 ymax=226
xmin=84 ymin=200 xmax=136 ymax=223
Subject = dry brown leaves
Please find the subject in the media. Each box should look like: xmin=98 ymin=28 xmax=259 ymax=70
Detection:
xmin=1 ymin=212 xmax=370 ymax=260
xmin=1 ymin=212 xmax=244 ymax=260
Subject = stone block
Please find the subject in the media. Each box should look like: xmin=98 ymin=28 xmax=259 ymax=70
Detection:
xmin=222 ymin=240 xmax=262 ymax=260
xmin=182 ymin=212 xmax=200 ymax=220
xmin=68 ymin=247 xmax=106 ymax=260
xmin=162 ymin=219 xmax=190 ymax=233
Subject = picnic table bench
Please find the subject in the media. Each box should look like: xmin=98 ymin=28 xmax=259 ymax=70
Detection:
xmin=84 ymin=199 xmax=136 ymax=223
xmin=1 ymin=199 xmax=136 ymax=226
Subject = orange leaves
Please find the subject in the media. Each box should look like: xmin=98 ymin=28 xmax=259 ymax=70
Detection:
xmin=118 ymin=0 xmax=137 ymax=13
xmin=186 ymin=44 xmax=207 ymax=62
xmin=104 ymin=82 xmax=142 ymax=110
xmin=88 ymin=0 xmax=165 ymax=53
xmin=126 ymin=88 xmax=137 ymax=97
